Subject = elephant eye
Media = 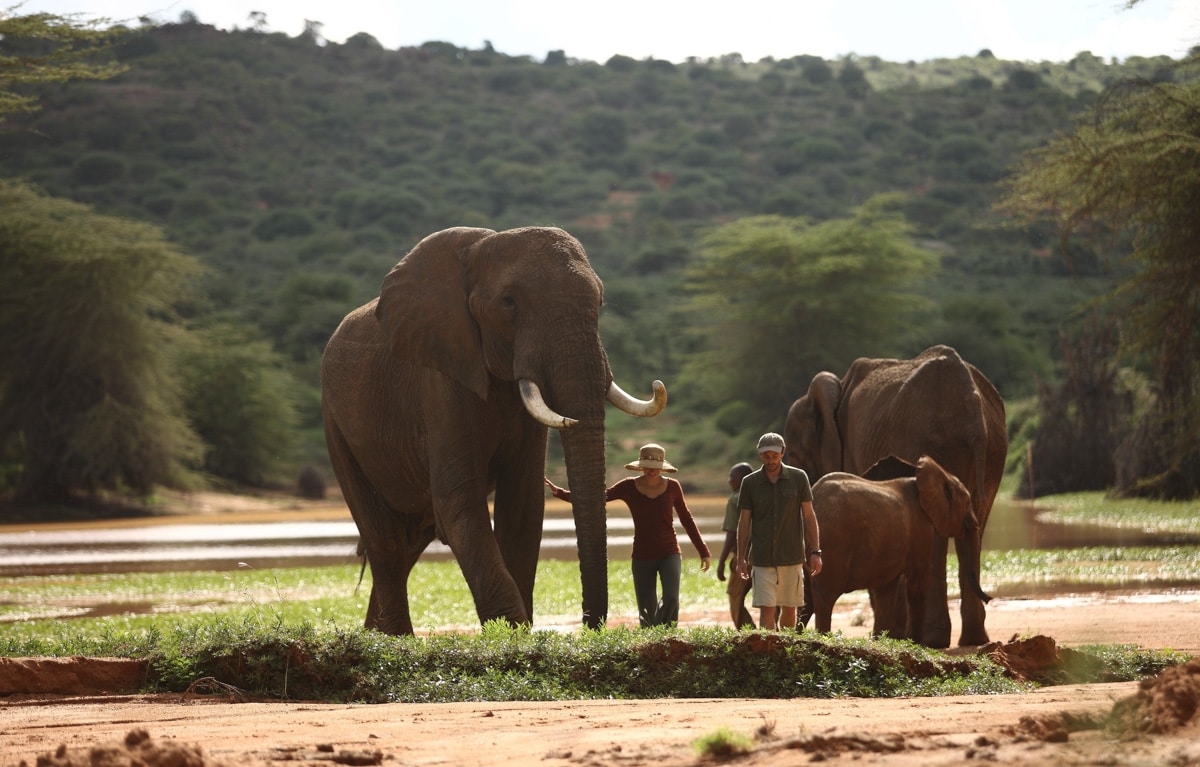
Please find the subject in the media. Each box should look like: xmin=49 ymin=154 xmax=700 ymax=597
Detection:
xmin=500 ymin=295 xmax=516 ymax=310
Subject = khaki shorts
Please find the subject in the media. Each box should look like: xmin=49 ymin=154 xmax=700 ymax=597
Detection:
xmin=751 ymin=564 xmax=805 ymax=608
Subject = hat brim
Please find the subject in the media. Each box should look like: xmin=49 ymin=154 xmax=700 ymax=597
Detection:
xmin=624 ymin=460 xmax=677 ymax=473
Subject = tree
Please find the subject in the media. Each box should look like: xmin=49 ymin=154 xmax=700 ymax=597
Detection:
xmin=176 ymin=322 xmax=301 ymax=487
xmin=0 ymin=9 xmax=127 ymax=123
xmin=0 ymin=181 xmax=203 ymax=503
xmin=999 ymin=54 xmax=1200 ymax=498
xmin=681 ymin=195 xmax=936 ymax=426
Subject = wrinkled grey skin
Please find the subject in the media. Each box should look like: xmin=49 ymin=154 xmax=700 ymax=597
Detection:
xmin=784 ymin=345 xmax=1006 ymax=647
xmin=810 ymin=456 xmax=991 ymax=646
xmin=321 ymin=226 xmax=664 ymax=635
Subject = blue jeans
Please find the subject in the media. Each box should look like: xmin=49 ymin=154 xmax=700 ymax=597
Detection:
xmin=631 ymin=554 xmax=682 ymax=627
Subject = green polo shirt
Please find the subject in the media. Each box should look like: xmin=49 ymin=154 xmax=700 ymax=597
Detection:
xmin=736 ymin=465 xmax=812 ymax=567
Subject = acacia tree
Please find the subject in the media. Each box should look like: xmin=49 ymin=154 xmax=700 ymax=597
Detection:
xmin=1000 ymin=53 xmax=1200 ymax=498
xmin=0 ymin=182 xmax=204 ymax=504
xmin=681 ymin=195 xmax=936 ymax=427
xmin=0 ymin=9 xmax=127 ymax=124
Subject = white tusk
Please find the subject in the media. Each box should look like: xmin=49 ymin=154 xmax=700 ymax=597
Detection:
xmin=607 ymin=379 xmax=667 ymax=417
xmin=519 ymin=379 xmax=578 ymax=429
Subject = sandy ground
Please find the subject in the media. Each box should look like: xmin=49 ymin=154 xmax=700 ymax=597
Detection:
xmin=3 ymin=594 xmax=1200 ymax=767
xmin=3 ymin=493 xmax=1200 ymax=766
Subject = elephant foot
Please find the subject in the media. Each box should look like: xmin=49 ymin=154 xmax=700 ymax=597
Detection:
xmin=957 ymin=629 xmax=991 ymax=647
xmin=923 ymin=631 xmax=951 ymax=649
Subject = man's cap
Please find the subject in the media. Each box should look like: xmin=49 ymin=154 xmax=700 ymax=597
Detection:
xmin=756 ymin=432 xmax=785 ymax=454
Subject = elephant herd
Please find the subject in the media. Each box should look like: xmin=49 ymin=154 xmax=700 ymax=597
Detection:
xmin=320 ymin=226 xmax=1006 ymax=647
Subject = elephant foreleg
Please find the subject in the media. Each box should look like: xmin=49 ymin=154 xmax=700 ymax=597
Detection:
xmin=436 ymin=484 xmax=531 ymax=627
xmin=491 ymin=426 xmax=549 ymax=621
xmin=956 ymin=535 xmax=990 ymax=646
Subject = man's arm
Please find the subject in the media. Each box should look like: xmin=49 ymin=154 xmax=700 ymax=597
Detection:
xmin=717 ymin=529 xmax=737 ymax=581
xmin=735 ymin=508 xmax=752 ymax=579
xmin=802 ymin=500 xmax=822 ymax=575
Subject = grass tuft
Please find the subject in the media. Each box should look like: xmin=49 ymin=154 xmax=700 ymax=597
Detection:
xmin=693 ymin=727 xmax=754 ymax=759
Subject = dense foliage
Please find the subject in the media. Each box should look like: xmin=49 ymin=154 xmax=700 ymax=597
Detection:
xmin=0 ymin=180 xmax=203 ymax=502
xmin=0 ymin=15 xmax=1191 ymax=496
xmin=1002 ymin=57 xmax=1200 ymax=499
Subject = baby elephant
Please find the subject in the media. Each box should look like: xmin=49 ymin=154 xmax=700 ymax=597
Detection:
xmin=810 ymin=455 xmax=991 ymax=646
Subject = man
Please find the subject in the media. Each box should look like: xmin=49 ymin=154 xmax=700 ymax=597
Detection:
xmin=734 ymin=432 xmax=822 ymax=631
xmin=716 ymin=462 xmax=755 ymax=628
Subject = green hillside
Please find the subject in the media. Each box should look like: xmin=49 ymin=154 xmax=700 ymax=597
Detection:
xmin=0 ymin=19 xmax=1181 ymax=490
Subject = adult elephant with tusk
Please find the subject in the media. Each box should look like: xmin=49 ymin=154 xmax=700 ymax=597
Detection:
xmin=321 ymin=226 xmax=667 ymax=636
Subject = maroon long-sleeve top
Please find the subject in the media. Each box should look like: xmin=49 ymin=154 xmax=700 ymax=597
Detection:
xmin=552 ymin=477 xmax=711 ymax=561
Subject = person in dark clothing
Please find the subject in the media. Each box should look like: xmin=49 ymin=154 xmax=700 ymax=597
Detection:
xmin=717 ymin=462 xmax=756 ymax=628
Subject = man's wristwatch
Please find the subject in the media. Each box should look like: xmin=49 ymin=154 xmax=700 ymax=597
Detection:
xmin=810 ymin=549 xmax=822 ymax=556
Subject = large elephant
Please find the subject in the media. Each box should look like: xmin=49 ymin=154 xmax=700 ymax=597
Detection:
xmin=809 ymin=455 xmax=991 ymax=645
xmin=784 ymin=345 xmax=1006 ymax=647
xmin=321 ymin=226 xmax=666 ymax=635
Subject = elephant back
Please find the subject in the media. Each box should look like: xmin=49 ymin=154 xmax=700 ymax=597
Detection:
xmin=840 ymin=347 xmax=983 ymax=488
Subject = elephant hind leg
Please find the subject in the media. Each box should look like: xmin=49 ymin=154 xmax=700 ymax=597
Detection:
xmin=363 ymin=517 xmax=436 ymax=634
xmin=325 ymin=421 xmax=427 ymax=636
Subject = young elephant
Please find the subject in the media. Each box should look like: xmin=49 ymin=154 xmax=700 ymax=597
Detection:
xmin=809 ymin=455 xmax=991 ymax=646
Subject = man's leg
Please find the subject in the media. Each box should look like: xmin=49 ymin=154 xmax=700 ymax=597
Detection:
xmin=779 ymin=606 xmax=798 ymax=630
xmin=758 ymin=606 xmax=777 ymax=630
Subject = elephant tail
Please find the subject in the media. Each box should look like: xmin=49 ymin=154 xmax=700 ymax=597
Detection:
xmin=355 ymin=538 xmax=368 ymax=594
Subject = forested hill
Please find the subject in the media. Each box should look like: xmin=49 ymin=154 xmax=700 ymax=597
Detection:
xmin=0 ymin=19 xmax=1182 ymax=483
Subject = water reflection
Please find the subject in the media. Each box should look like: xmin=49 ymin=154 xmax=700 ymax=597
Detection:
xmin=0 ymin=514 xmax=721 ymax=576
xmin=985 ymin=497 xmax=1200 ymax=551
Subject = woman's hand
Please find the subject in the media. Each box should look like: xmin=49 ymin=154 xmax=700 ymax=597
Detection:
xmin=699 ymin=556 xmax=711 ymax=573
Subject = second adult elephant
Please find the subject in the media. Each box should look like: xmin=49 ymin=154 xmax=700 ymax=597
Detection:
xmin=810 ymin=456 xmax=991 ymax=645
xmin=322 ymin=226 xmax=666 ymax=635
xmin=784 ymin=345 xmax=1006 ymax=647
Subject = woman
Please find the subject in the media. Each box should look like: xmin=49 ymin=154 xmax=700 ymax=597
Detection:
xmin=546 ymin=443 xmax=711 ymax=627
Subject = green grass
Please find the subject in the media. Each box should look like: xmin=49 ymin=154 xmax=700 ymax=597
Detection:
xmin=693 ymin=727 xmax=754 ymax=758
xmin=982 ymin=547 xmax=1200 ymax=592
xmin=1035 ymin=492 xmax=1200 ymax=534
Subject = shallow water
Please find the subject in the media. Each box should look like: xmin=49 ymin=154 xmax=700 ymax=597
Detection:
xmin=0 ymin=496 xmax=1192 ymax=578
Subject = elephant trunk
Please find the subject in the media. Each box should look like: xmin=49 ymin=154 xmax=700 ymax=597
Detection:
xmin=560 ymin=421 xmax=608 ymax=629
xmin=958 ymin=517 xmax=992 ymax=605
xmin=528 ymin=332 xmax=612 ymax=630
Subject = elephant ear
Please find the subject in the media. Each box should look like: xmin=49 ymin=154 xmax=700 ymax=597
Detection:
xmin=375 ymin=227 xmax=495 ymax=401
xmin=809 ymin=371 xmax=843 ymax=476
xmin=915 ymin=455 xmax=972 ymax=539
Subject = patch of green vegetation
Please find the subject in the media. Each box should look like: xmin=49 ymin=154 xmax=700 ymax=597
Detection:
xmin=1036 ymin=492 xmax=1200 ymax=534
xmin=982 ymin=546 xmax=1200 ymax=590
xmin=141 ymin=620 xmax=1033 ymax=702
xmin=693 ymin=727 xmax=754 ymax=759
